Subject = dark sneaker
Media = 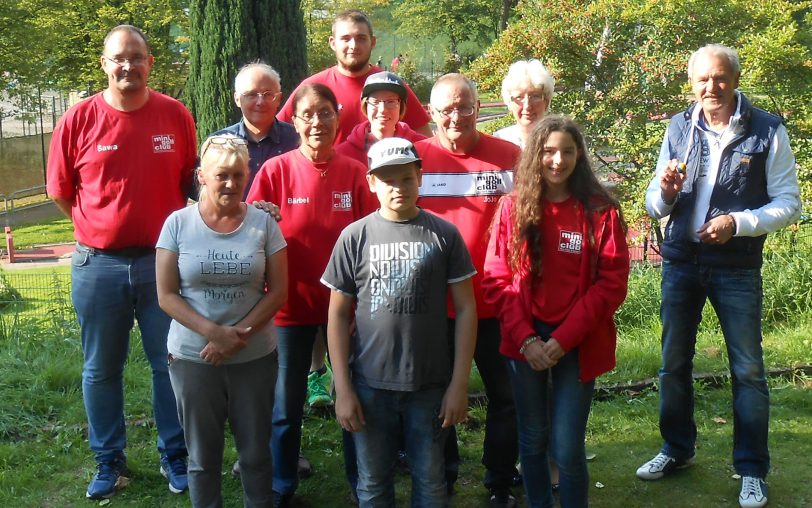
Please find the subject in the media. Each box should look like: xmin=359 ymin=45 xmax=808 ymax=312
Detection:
xmin=86 ymin=456 xmax=127 ymax=499
xmin=636 ymin=452 xmax=695 ymax=480
xmin=273 ymin=490 xmax=294 ymax=508
xmin=739 ymin=476 xmax=768 ymax=508
xmin=160 ymin=454 xmax=189 ymax=494
xmin=489 ymin=487 xmax=517 ymax=507
xmin=298 ymin=454 xmax=313 ymax=479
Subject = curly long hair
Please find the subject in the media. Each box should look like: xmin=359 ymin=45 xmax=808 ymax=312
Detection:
xmin=509 ymin=115 xmax=623 ymax=280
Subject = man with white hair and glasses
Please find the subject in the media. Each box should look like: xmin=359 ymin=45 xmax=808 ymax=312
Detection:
xmin=416 ymin=73 xmax=522 ymax=508
xmin=637 ymin=43 xmax=800 ymax=508
xmin=212 ymin=61 xmax=299 ymax=197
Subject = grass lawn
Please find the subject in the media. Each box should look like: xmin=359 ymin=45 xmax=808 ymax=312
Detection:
xmin=7 ymin=217 xmax=74 ymax=249
xmin=1 ymin=251 xmax=810 ymax=506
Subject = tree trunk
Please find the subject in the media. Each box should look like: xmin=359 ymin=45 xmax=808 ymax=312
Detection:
xmin=185 ymin=0 xmax=308 ymax=142
xmin=499 ymin=0 xmax=518 ymax=32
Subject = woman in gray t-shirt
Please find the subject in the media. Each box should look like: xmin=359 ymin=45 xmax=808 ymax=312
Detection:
xmin=156 ymin=134 xmax=288 ymax=507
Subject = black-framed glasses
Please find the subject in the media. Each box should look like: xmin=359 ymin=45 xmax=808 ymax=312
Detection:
xmin=432 ymin=105 xmax=476 ymax=118
xmin=200 ymin=136 xmax=249 ymax=157
xmin=103 ymin=55 xmax=149 ymax=67
xmin=240 ymin=90 xmax=282 ymax=101
xmin=367 ymin=98 xmax=401 ymax=110
xmin=294 ymin=110 xmax=337 ymax=124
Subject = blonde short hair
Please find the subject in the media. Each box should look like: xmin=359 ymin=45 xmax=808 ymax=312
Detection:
xmin=198 ymin=134 xmax=250 ymax=201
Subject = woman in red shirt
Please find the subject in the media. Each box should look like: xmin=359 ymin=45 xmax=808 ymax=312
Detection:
xmin=482 ymin=116 xmax=630 ymax=508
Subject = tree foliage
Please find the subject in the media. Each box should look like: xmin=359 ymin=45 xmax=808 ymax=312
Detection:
xmin=2 ymin=0 xmax=188 ymax=97
xmin=470 ymin=0 xmax=812 ymax=228
xmin=393 ymin=0 xmax=502 ymax=56
xmin=185 ymin=0 xmax=308 ymax=140
xmin=300 ymin=0 xmax=391 ymax=74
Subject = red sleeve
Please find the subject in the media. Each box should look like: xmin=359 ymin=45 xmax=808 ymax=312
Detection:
xmin=46 ymin=113 xmax=77 ymax=201
xmin=402 ymin=85 xmax=430 ymax=131
xmin=246 ymin=158 xmax=279 ymax=204
xmin=552 ymin=207 xmax=630 ymax=350
xmin=482 ymin=196 xmax=536 ymax=349
xmin=181 ymin=106 xmax=198 ymax=198
xmin=277 ymin=87 xmax=297 ymax=123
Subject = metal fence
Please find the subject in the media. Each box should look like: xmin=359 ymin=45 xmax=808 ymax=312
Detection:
xmin=0 ymin=271 xmax=73 ymax=324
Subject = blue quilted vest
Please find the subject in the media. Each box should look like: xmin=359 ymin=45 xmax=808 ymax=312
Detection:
xmin=661 ymin=94 xmax=783 ymax=268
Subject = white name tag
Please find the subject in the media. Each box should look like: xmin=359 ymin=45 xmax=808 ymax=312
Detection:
xmin=419 ymin=170 xmax=514 ymax=197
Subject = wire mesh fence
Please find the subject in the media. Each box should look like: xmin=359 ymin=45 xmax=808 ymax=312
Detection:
xmin=0 ymin=271 xmax=74 ymax=325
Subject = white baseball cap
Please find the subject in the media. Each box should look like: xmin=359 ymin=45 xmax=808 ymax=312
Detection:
xmin=367 ymin=137 xmax=421 ymax=174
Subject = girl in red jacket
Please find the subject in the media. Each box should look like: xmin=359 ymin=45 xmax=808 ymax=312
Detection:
xmin=482 ymin=115 xmax=630 ymax=508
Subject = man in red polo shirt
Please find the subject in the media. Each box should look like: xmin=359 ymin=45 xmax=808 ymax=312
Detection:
xmin=416 ymin=73 xmax=522 ymax=508
xmin=277 ymin=9 xmax=431 ymax=143
xmin=47 ymin=25 xmax=195 ymax=501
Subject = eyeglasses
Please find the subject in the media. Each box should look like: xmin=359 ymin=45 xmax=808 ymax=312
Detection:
xmin=432 ymin=105 xmax=476 ymax=119
xmin=367 ymin=98 xmax=401 ymax=110
xmin=510 ymin=93 xmax=547 ymax=105
xmin=103 ymin=55 xmax=149 ymax=67
xmin=294 ymin=110 xmax=337 ymax=124
xmin=200 ymin=136 xmax=248 ymax=157
xmin=240 ymin=90 xmax=282 ymax=101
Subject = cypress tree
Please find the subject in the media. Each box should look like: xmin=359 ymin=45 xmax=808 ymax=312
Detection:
xmin=186 ymin=0 xmax=308 ymax=142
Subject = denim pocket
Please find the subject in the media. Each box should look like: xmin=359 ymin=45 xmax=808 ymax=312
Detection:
xmin=71 ymin=247 xmax=90 ymax=267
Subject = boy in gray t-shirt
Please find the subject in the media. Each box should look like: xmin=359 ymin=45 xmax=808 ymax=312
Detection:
xmin=321 ymin=138 xmax=477 ymax=507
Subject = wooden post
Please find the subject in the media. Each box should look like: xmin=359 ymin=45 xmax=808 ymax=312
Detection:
xmin=5 ymin=227 xmax=15 ymax=263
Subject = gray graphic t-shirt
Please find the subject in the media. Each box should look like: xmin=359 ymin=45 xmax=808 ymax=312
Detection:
xmin=157 ymin=204 xmax=287 ymax=364
xmin=321 ymin=210 xmax=476 ymax=391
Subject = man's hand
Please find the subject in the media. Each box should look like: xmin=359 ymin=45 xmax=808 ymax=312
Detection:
xmin=697 ymin=214 xmax=736 ymax=245
xmin=251 ymin=200 xmax=282 ymax=222
xmin=439 ymin=381 xmax=469 ymax=428
xmin=660 ymin=159 xmax=686 ymax=205
xmin=335 ymin=390 xmax=366 ymax=432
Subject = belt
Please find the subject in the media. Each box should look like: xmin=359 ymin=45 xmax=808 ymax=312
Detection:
xmin=77 ymin=242 xmax=155 ymax=258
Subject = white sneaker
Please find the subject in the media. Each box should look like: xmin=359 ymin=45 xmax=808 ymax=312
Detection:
xmin=635 ymin=452 xmax=695 ymax=480
xmin=739 ymin=476 xmax=768 ymax=508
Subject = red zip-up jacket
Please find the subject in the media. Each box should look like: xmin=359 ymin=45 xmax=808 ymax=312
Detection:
xmin=482 ymin=195 xmax=630 ymax=382
xmin=335 ymin=121 xmax=428 ymax=166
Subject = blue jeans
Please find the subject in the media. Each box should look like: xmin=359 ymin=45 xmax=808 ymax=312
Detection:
xmin=507 ymin=322 xmax=594 ymax=508
xmin=659 ymin=260 xmax=770 ymax=477
xmin=271 ymin=325 xmax=319 ymax=495
xmin=71 ymin=245 xmax=186 ymax=463
xmin=446 ymin=318 xmax=518 ymax=490
xmin=352 ymin=380 xmax=449 ymax=508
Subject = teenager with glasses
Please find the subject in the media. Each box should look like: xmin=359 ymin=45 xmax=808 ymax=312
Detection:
xmin=336 ymin=71 xmax=428 ymax=166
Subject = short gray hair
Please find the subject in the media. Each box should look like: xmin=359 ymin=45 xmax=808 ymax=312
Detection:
xmin=501 ymin=59 xmax=555 ymax=105
xmin=688 ymin=44 xmax=740 ymax=80
xmin=430 ymin=73 xmax=479 ymax=104
xmin=234 ymin=61 xmax=281 ymax=92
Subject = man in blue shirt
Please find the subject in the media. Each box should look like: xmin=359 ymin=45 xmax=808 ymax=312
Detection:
xmin=213 ymin=62 xmax=299 ymax=197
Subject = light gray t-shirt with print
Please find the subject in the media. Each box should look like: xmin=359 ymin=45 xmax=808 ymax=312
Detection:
xmin=157 ymin=204 xmax=287 ymax=364
xmin=321 ymin=209 xmax=476 ymax=391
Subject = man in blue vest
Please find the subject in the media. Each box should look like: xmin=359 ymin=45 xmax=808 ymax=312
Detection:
xmin=637 ymin=44 xmax=801 ymax=508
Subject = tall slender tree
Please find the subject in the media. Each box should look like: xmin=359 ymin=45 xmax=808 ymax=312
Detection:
xmin=186 ymin=0 xmax=308 ymax=140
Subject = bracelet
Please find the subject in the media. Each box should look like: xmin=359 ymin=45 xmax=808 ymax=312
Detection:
xmin=519 ymin=335 xmax=540 ymax=355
